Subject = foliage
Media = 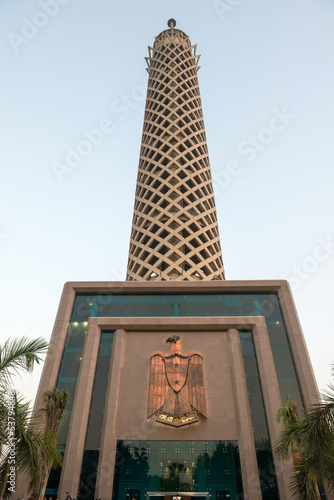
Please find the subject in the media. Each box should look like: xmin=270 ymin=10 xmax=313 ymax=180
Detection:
xmin=275 ymin=383 xmax=334 ymax=500
xmin=276 ymin=395 xmax=299 ymax=426
xmin=30 ymin=387 xmax=69 ymax=500
xmin=0 ymin=337 xmax=48 ymax=390
xmin=0 ymin=392 xmax=62 ymax=500
xmin=0 ymin=336 xmax=56 ymax=500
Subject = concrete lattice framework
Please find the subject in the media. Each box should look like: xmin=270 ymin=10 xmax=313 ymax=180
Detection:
xmin=126 ymin=22 xmax=225 ymax=282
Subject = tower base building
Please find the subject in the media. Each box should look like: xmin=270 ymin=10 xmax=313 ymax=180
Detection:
xmin=18 ymin=20 xmax=327 ymax=500
xmin=30 ymin=279 xmax=319 ymax=500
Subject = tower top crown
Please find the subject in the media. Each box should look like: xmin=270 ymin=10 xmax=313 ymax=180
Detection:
xmin=167 ymin=19 xmax=176 ymax=29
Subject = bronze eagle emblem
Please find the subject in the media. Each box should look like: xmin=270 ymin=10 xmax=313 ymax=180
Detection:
xmin=148 ymin=336 xmax=207 ymax=427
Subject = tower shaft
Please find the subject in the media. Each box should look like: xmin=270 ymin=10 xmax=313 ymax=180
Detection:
xmin=127 ymin=24 xmax=225 ymax=281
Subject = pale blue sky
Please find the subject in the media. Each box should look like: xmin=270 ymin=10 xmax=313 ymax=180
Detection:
xmin=1 ymin=0 xmax=334 ymax=402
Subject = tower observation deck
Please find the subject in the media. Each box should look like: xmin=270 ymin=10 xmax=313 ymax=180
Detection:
xmin=126 ymin=20 xmax=225 ymax=282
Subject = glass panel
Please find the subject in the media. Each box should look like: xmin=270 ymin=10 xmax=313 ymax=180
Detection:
xmin=46 ymin=448 xmax=64 ymax=498
xmin=56 ymin=322 xmax=88 ymax=445
xmin=79 ymin=332 xmax=114 ymax=500
xmin=71 ymin=295 xmax=94 ymax=322
xmin=272 ymin=348 xmax=297 ymax=377
xmin=58 ymin=348 xmax=82 ymax=378
xmin=95 ymin=294 xmax=176 ymax=317
xmin=113 ymin=440 xmax=243 ymax=500
xmin=240 ymin=331 xmax=279 ymax=499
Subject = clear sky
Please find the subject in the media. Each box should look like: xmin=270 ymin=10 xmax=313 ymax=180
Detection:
xmin=1 ymin=0 xmax=334 ymax=404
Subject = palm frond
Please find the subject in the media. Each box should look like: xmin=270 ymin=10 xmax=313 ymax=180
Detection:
xmin=275 ymin=422 xmax=302 ymax=460
xmin=290 ymin=458 xmax=321 ymax=500
xmin=0 ymin=337 xmax=48 ymax=389
xmin=38 ymin=387 xmax=69 ymax=436
xmin=275 ymin=380 xmax=334 ymax=499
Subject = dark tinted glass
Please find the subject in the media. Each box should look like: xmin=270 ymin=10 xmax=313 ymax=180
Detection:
xmin=79 ymin=332 xmax=114 ymax=500
xmin=113 ymin=440 xmax=243 ymax=500
xmin=66 ymin=293 xmax=303 ymax=411
xmin=240 ymin=331 xmax=279 ymax=499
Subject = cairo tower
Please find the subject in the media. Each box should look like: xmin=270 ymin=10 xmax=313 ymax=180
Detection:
xmin=18 ymin=20 xmax=322 ymax=500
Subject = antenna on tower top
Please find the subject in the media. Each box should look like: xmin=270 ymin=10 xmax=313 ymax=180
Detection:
xmin=167 ymin=19 xmax=176 ymax=29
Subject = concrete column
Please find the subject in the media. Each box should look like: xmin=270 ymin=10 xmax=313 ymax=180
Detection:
xmin=95 ymin=328 xmax=127 ymax=500
xmin=252 ymin=317 xmax=293 ymax=500
xmin=227 ymin=329 xmax=262 ymax=500
xmin=58 ymin=318 xmax=102 ymax=498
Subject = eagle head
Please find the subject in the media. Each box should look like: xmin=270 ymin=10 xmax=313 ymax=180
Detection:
xmin=166 ymin=335 xmax=180 ymax=344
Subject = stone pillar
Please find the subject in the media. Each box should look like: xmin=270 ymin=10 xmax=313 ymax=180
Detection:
xmin=95 ymin=328 xmax=127 ymax=500
xmin=58 ymin=318 xmax=101 ymax=498
xmin=227 ymin=329 xmax=262 ymax=500
xmin=252 ymin=317 xmax=293 ymax=500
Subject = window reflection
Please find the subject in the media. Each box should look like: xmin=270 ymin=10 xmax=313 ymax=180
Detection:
xmin=68 ymin=293 xmax=303 ymax=409
xmin=240 ymin=331 xmax=278 ymax=499
xmin=113 ymin=441 xmax=243 ymax=500
xmin=79 ymin=332 xmax=114 ymax=500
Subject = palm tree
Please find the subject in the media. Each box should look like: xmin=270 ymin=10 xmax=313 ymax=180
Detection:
xmin=0 ymin=336 xmax=49 ymax=500
xmin=277 ymin=395 xmax=299 ymax=426
xmin=0 ymin=392 xmax=62 ymax=500
xmin=165 ymin=462 xmax=192 ymax=491
xmin=275 ymin=384 xmax=334 ymax=499
xmin=0 ymin=337 xmax=48 ymax=390
xmin=31 ymin=387 xmax=69 ymax=500
xmin=276 ymin=395 xmax=300 ymax=469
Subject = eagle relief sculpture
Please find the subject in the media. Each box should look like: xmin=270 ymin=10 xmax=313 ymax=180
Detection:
xmin=148 ymin=335 xmax=207 ymax=427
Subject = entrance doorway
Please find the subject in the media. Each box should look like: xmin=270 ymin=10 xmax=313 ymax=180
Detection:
xmin=146 ymin=492 xmax=209 ymax=500
xmin=114 ymin=441 xmax=243 ymax=500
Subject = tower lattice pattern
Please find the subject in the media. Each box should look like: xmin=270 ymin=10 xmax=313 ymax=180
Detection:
xmin=126 ymin=24 xmax=225 ymax=281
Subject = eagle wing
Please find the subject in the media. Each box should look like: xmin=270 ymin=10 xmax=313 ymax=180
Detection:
xmin=186 ymin=354 xmax=207 ymax=418
xmin=147 ymin=353 xmax=168 ymax=418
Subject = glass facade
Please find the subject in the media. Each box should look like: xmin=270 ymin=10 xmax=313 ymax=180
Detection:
xmin=50 ymin=291 xmax=303 ymax=499
xmin=57 ymin=319 xmax=90 ymax=446
xmin=240 ymin=332 xmax=278 ymax=499
xmin=57 ymin=293 xmax=303 ymax=433
xmin=79 ymin=332 xmax=114 ymax=500
xmin=113 ymin=440 xmax=243 ymax=500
